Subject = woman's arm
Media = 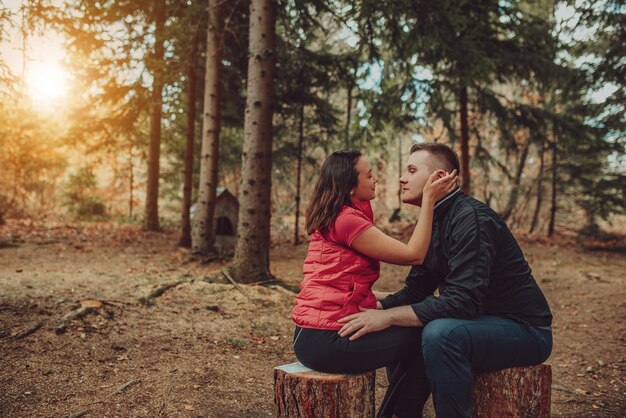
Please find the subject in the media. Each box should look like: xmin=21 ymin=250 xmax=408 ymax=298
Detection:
xmin=351 ymin=170 xmax=457 ymax=265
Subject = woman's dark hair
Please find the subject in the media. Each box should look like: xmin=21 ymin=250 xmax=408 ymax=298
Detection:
xmin=305 ymin=149 xmax=361 ymax=235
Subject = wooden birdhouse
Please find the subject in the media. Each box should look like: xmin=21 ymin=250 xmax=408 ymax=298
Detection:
xmin=213 ymin=187 xmax=239 ymax=252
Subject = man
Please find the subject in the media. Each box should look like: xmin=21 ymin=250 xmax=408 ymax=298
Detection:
xmin=338 ymin=142 xmax=553 ymax=418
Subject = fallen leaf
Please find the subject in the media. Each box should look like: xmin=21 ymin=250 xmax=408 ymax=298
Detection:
xmin=80 ymin=299 xmax=103 ymax=309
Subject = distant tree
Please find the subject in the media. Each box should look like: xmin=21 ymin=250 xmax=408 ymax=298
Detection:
xmin=192 ymin=0 xmax=225 ymax=255
xmin=39 ymin=0 xmax=195 ymax=224
xmin=143 ymin=0 xmax=167 ymax=231
xmin=179 ymin=23 xmax=202 ymax=248
xmin=62 ymin=167 xmax=107 ymax=219
xmin=543 ymin=0 xmax=626 ymax=236
xmin=227 ymin=0 xmax=277 ymax=283
xmin=0 ymin=102 xmax=66 ymax=219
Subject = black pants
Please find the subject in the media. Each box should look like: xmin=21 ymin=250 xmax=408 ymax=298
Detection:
xmin=293 ymin=326 xmax=430 ymax=417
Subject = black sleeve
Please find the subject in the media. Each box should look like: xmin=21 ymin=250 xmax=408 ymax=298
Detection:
xmin=410 ymin=209 xmax=496 ymax=324
xmin=380 ymin=265 xmax=437 ymax=310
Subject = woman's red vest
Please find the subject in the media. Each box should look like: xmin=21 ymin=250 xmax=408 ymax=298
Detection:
xmin=291 ymin=202 xmax=380 ymax=330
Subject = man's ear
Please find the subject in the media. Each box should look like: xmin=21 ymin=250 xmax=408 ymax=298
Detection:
xmin=435 ymin=169 xmax=446 ymax=179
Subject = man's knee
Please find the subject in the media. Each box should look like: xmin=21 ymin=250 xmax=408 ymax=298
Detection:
xmin=421 ymin=318 xmax=470 ymax=359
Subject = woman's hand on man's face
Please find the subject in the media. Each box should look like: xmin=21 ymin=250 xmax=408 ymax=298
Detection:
xmin=423 ymin=169 xmax=458 ymax=202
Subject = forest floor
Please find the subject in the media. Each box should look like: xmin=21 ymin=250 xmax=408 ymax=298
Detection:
xmin=0 ymin=218 xmax=625 ymax=418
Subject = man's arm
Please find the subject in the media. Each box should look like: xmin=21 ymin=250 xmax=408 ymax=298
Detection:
xmin=338 ymin=306 xmax=423 ymax=341
xmin=379 ymin=265 xmax=438 ymax=309
xmin=338 ymin=265 xmax=437 ymax=340
xmin=409 ymin=208 xmax=496 ymax=324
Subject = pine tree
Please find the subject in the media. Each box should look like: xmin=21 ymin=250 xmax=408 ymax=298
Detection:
xmin=227 ymin=0 xmax=277 ymax=283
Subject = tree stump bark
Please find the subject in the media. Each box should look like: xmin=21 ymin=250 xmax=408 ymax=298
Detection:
xmin=274 ymin=362 xmax=375 ymax=418
xmin=472 ymin=364 xmax=552 ymax=417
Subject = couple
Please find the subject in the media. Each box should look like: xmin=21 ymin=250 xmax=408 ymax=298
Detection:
xmin=291 ymin=143 xmax=553 ymax=418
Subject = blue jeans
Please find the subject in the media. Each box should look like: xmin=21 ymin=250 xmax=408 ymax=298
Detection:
xmin=417 ymin=315 xmax=552 ymax=418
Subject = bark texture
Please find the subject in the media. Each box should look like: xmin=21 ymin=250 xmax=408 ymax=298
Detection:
xmin=143 ymin=0 xmax=166 ymax=231
xmin=228 ymin=0 xmax=276 ymax=282
xmin=192 ymin=0 xmax=224 ymax=254
xmin=274 ymin=367 xmax=375 ymax=418
xmin=472 ymin=364 xmax=552 ymax=418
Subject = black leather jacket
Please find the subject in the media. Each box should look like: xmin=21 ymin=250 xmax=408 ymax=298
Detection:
xmin=381 ymin=190 xmax=552 ymax=328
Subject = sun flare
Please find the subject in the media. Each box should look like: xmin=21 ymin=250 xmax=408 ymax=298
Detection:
xmin=26 ymin=61 xmax=68 ymax=101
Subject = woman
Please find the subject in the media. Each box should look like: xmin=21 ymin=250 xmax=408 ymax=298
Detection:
xmin=291 ymin=149 xmax=456 ymax=417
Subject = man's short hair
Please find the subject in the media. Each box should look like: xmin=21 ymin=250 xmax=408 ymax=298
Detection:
xmin=410 ymin=142 xmax=461 ymax=176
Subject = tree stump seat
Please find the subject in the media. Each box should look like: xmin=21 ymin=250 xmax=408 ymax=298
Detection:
xmin=472 ymin=364 xmax=552 ymax=417
xmin=274 ymin=362 xmax=552 ymax=418
xmin=274 ymin=362 xmax=376 ymax=418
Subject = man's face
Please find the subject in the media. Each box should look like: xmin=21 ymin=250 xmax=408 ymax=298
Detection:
xmin=399 ymin=150 xmax=440 ymax=207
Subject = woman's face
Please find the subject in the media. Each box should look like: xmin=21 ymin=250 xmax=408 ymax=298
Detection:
xmin=351 ymin=156 xmax=379 ymax=201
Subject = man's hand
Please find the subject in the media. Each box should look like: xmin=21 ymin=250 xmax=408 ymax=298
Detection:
xmin=337 ymin=307 xmax=393 ymax=341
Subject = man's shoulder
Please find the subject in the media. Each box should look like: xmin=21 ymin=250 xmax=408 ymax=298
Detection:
xmin=447 ymin=194 xmax=502 ymax=227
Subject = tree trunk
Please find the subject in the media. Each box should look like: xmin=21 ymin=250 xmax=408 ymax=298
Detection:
xmin=548 ymin=125 xmax=558 ymax=237
xmin=192 ymin=0 xmax=225 ymax=255
xmin=274 ymin=363 xmax=375 ymax=418
xmin=529 ymin=138 xmax=546 ymax=234
xmin=227 ymin=0 xmax=276 ymax=283
xmin=294 ymin=104 xmax=304 ymax=245
xmin=459 ymin=86 xmax=470 ymax=194
xmin=501 ymin=139 xmax=530 ymax=222
xmin=179 ymin=27 xmax=200 ymax=248
xmin=143 ymin=0 xmax=165 ymax=231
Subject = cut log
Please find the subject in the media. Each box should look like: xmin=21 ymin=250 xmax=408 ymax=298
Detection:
xmin=274 ymin=362 xmax=375 ymax=418
xmin=472 ymin=364 xmax=552 ymax=418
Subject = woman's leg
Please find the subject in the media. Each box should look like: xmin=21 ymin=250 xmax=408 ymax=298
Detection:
xmin=294 ymin=325 xmax=419 ymax=373
xmin=293 ymin=326 xmax=429 ymax=418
